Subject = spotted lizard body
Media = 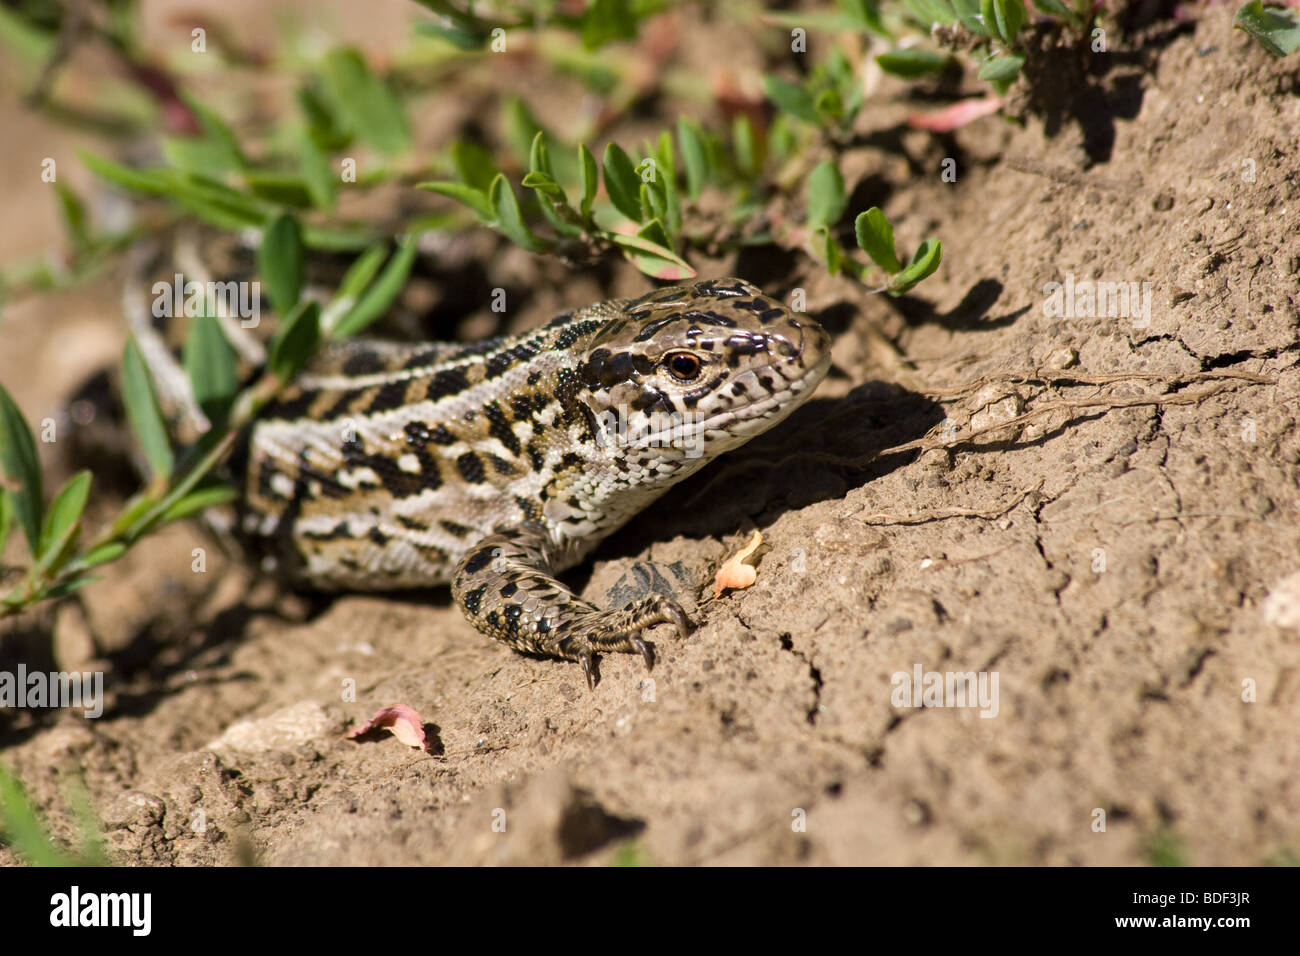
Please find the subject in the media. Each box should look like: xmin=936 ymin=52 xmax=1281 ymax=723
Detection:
xmin=129 ymin=251 xmax=831 ymax=686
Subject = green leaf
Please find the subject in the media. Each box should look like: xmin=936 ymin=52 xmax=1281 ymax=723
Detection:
xmin=84 ymin=155 xmax=273 ymax=229
xmin=814 ymin=88 xmax=844 ymax=122
xmin=806 ymin=160 xmax=847 ymax=230
xmin=320 ymin=48 xmax=411 ymax=156
xmin=635 ymin=217 xmax=674 ymax=251
xmin=732 ymin=114 xmax=759 ymax=178
xmin=189 ymin=97 xmax=248 ymax=171
xmin=0 ymin=490 xmax=12 ymax=560
xmin=676 ymin=118 xmax=707 ymax=201
xmin=243 ymin=170 xmax=314 ymax=209
xmin=905 ymin=0 xmax=958 ymax=26
xmin=115 ymin=493 xmax=158 ymax=538
xmin=581 ymin=0 xmax=637 ymax=49
xmin=183 ymin=312 xmax=239 ymax=425
xmin=258 ymin=215 xmax=304 ymax=316
xmin=522 ymin=171 xmax=564 ymax=198
xmin=951 ymin=0 xmax=992 ymax=35
xmin=529 ymin=130 xmax=553 ymax=176
xmin=0 ymin=763 xmax=71 ymax=866
xmin=165 ymin=174 xmax=272 ymax=230
xmin=83 ymin=154 xmax=271 ymax=228
xmin=298 ymin=135 xmax=337 ymax=210
xmin=54 ymin=183 xmax=89 ymax=251
xmin=332 ymin=235 xmax=421 ymax=339
xmin=978 ymin=53 xmax=1026 ymax=88
xmin=37 ymin=470 xmax=90 ymax=568
xmin=533 ymin=189 xmax=586 ymax=239
xmin=980 ymin=0 xmax=998 ymax=39
xmin=578 ymin=143 xmax=599 ymax=221
xmin=452 ymin=140 xmax=499 ymax=193
xmin=79 ymin=541 xmax=127 ymax=570
xmin=1029 ymin=0 xmax=1074 ymax=20
xmin=655 ymin=131 xmax=682 ymax=237
xmin=1234 ymin=2 xmax=1300 ymax=57
xmin=876 ymin=48 xmax=951 ymax=77
xmin=41 ymin=576 xmax=100 ymax=601
xmin=298 ymin=83 xmax=351 ymax=152
xmin=762 ymin=9 xmax=861 ymax=31
xmin=639 ymin=180 xmax=665 ymax=226
xmin=161 ymin=97 xmax=246 ymax=179
xmin=608 ymin=230 xmax=696 ymax=281
xmin=336 ymin=243 xmax=389 ymax=303
xmin=854 ymin=208 xmax=903 ymax=274
xmin=525 ymin=131 xmax=567 ymax=205
xmin=269 ymin=300 xmax=321 ymax=384
xmin=417 ymin=181 xmax=495 ymax=220
xmin=0 ymin=382 xmax=42 ymax=553
xmin=990 ymin=0 xmax=1027 ymax=44
xmin=489 ymin=174 xmax=546 ymax=251
xmin=417 ymin=18 xmax=488 ymax=50
xmin=160 ymin=136 xmax=235 ymax=179
xmin=602 ymin=143 xmax=643 ymax=222
xmin=837 ymin=0 xmax=890 ymax=35
xmin=160 ymin=485 xmax=238 ymax=524
xmin=762 ymin=75 xmax=819 ymax=125
xmin=79 ymin=151 xmax=174 ymax=195
xmin=889 ymin=239 xmax=944 ymax=295
xmin=121 ymin=337 xmax=174 ymax=480
xmin=819 ymin=228 xmax=844 ymax=277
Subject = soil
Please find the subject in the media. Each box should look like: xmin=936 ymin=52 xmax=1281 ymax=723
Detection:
xmin=1 ymin=3 xmax=1298 ymax=866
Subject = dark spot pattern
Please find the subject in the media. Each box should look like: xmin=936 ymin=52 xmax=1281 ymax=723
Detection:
xmin=461 ymin=585 xmax=486 ymax=615
xmin=367 ymin=379 xmax=410 ymax=414
xmin=456 ymin=451 xmax=486 ymax=484
xmin=426 ymin=366 xmax=470 ymax=402
xmin=485 ymin=402 xmax=521 ymax=455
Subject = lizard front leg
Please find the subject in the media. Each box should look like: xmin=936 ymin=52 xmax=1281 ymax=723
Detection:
xmin=451 ymin=524 xmax=694 ymax=689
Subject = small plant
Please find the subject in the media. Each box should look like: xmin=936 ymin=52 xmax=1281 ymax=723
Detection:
xmin=805 ymin=160 xmax=943 ymax=294
xmin=422 ymin=130 xmax=696 ymax=279
xmin=882 ymin=0 xmax=1097 ymax=94
xmin=1143 ymin=825 xmax=1189 ymax=867
xmin=1234 ymin=2 xmax=1300 ymax=56
xmin=0 ymin=213 xmax=416 ymax=617
xmin=763 ymin=47 xmax=868 ymax=136
xmin=0 ymin=762 xmax=107 ymax=866
xmin=0 ymin=0 xmax=950 ymax=618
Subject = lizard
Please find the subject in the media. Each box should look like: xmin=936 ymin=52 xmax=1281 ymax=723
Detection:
xmin=125 ymin=244 xmax=831 ymax=688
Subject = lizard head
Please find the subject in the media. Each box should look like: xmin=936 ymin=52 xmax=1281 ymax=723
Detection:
xmin=572 ymin=277 xmax=831 ymax=465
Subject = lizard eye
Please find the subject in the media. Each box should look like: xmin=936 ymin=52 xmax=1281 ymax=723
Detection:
xmin=664 ymin=351 xmax=702 ymax=382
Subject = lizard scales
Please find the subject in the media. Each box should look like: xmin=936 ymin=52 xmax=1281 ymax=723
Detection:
xmin=158 ymin=272 xmax=831 ymax=686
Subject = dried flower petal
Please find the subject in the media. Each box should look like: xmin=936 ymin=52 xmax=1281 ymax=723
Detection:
xmin=714 ymin=529 xmax=763 ymax=598
xmin=346 ymin=705 xmax=428 ymax=750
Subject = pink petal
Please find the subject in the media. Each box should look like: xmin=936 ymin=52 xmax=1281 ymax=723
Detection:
xmin=908 ymin=96 xmax=1003 ymax=132
xmin=346 ymin=705 xmax=428 ymax=750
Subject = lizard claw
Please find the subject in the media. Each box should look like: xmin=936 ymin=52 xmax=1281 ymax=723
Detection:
xmin=663 ymin=600 xmax=694 ymax=640
xmin=631 ymin=635 xmax=655 ymax=670
xmin=579 ymin=651 xmax=597 ymax=691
